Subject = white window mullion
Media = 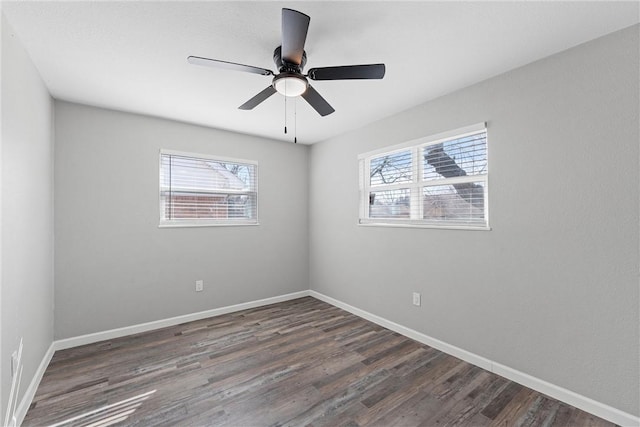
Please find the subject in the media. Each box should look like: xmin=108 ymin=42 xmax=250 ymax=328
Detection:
xmin=416 ymin=146 xmax=424 ymax=220
xmin=410 ymin=146 xmax=421 ymax=220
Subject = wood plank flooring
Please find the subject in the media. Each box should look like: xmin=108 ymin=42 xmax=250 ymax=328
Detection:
xmin=23 ymin=297 xmax=616 ymax=426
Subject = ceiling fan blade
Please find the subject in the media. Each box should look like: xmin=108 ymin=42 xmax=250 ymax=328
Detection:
xmin=307 ymin=64 xmax=386 ymax=80
xmin=281 ymin=8 xmax=310 ymax=66
xmin=238 ymin=86 xmax=277 ymax=110
xmin=188 ymin=56 xmax=273 ymax=76
xmin=301 ymin=85 xmax=335 ymax=116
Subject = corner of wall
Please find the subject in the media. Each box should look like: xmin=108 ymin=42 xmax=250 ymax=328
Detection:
xmin=1 ymin=13 xmax=56 ymax=426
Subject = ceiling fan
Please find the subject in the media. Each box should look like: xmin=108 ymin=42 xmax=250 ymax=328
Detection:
xmin=187 ymin=8 xmax=386 ymax=117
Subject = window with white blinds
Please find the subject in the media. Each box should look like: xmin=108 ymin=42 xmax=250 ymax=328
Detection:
xmin=359 ymin=123 xmax=488 ymax=229
xmin=159 ymin=150 xmax=258 ymax=227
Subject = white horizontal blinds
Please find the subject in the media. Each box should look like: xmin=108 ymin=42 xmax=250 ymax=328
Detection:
xmin=368 ymin=150 xmax=414 ymax=219
xmin=369 ymin=188 xmax=411 ymax=218
xmin=422 ymin=132 xmax=487 ymax=181
xmin=160 ymin=153 xmax=257 ymax=223
xmin=370 ymin=150 xmax=412 ymax=186
xmin=421 ymin=130 xmax=487 ymax=225
xmin=423 ymin=182 xmax=485 ymax=224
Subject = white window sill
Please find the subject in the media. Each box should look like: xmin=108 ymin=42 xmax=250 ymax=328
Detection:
xmin=358 ymin=221 xmax=490 ymax=231
xmin=159 ymin=221 xmax=259 ymax=228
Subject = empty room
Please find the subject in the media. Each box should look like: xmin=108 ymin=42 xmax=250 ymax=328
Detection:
xmin=1 ymin=1 xmax=639 ymax=426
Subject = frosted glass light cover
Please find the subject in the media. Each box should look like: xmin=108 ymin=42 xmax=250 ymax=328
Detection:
xmin=274 ymin=75 xmax=308 ymax=97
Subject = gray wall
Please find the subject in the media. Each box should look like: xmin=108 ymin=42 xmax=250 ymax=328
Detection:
xmin=309 ymin=25 xmax=639 ymax=416
xmin=54 ymin=102 xmax=309 ymax=339
xmin=1 ymin=14 xmax=55 ymax=423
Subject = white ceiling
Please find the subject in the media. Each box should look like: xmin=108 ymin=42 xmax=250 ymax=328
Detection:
xmin=2 ymin=1 xmax=638 ymax=144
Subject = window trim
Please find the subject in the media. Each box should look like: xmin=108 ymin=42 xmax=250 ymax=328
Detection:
xmin=158 ymin=149 xmax=259 ymax=228
xmin=358 ymin=123 xmax=490 ymax=230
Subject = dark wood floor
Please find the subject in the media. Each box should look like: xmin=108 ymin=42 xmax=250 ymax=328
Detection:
xmin=24 ymin=297 xmax=616 ymax=427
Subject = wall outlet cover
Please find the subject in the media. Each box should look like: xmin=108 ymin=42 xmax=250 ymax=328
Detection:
xmin=412 ymin=292 xmax=421 ymax=306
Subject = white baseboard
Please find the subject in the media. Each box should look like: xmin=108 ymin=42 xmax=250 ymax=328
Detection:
xmin=54 ymin=290 xmax=310 ymax=351
xmin=491 ymin=363 xmax=639 ymax=427
xmin=310 ymin=290 xmax=639 ymax=427
xmin=14 ymin=342 xmax=55 ymax=427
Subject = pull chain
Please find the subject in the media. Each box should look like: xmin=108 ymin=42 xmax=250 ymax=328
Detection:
xmin=284 ymin=83 xmax=287 ymax=134
xmin=294 ymin=97 xmax=297 ymax=144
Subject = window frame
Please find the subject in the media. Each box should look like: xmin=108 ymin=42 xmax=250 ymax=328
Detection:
xmin=358 ymin=123 xmax=489 ymax=230
xmin=158 ymin=149 xmax=259 ymax=228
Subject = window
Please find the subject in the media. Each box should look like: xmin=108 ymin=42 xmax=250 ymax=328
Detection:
xmin=159 ymin=150 xmax=258 ymax=227
xmin=359 ymin=123 xmax=488 ymax=229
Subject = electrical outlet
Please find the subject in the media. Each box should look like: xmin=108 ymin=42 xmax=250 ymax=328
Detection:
xmin=412 ymin=292 xmax=421 ymax=306
xmin=195 ymin=280 xmax=204 ymax=292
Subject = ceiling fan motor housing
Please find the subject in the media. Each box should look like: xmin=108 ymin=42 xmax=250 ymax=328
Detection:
xmin=273 ymin=46 xmax=307 ymax=73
